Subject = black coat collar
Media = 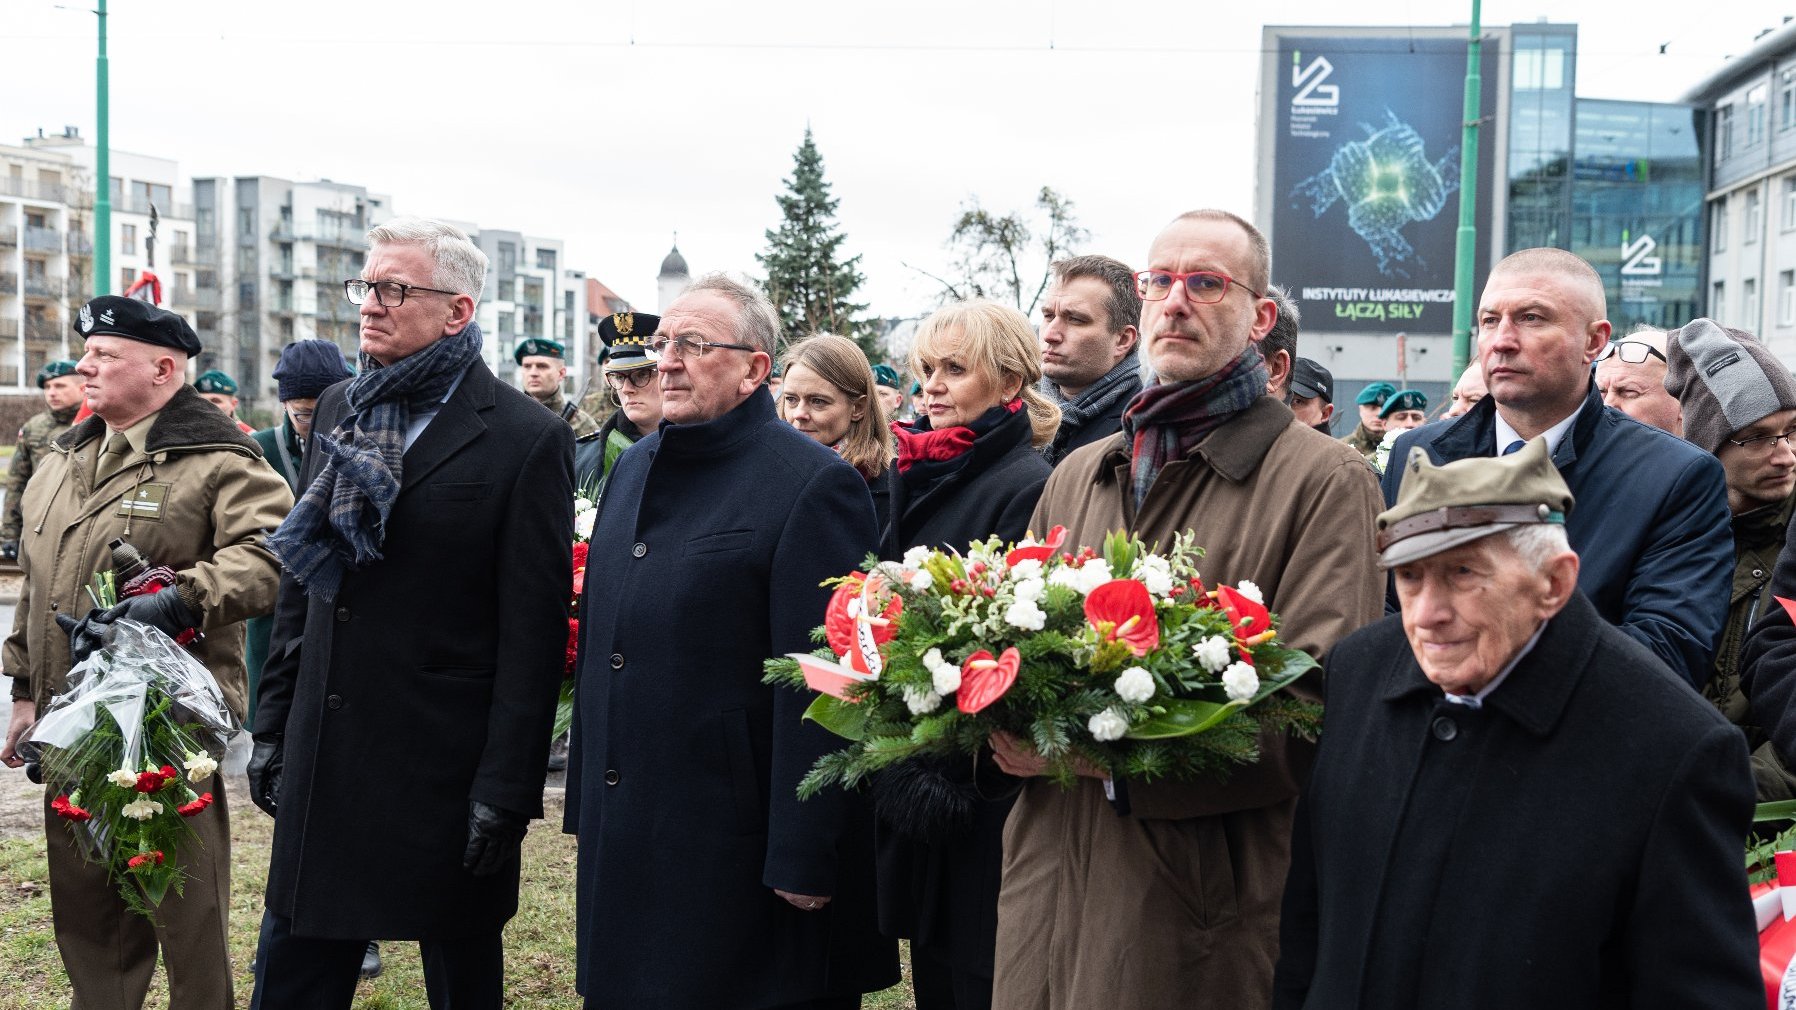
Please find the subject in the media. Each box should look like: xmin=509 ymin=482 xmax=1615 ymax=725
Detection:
xmin=1418 ymin=379 xmax=1604 ymax=469
xmin=653 ymin=386 xmax=778 ymax=460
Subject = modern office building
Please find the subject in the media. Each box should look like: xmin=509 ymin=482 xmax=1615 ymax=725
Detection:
xmin=1257 ymin=23 xmax=1708 ymax=405
xmin=1684 ymin=18 xmax=1796 ymax=362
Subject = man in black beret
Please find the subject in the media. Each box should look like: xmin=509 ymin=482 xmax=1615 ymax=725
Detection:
xmin=515 ymin=337 xmax=599 ymax=438
xmin=1 ymin=295 xmax=292 ymax=1008
xmin=1 ymin=359 xmax=82 ymax=559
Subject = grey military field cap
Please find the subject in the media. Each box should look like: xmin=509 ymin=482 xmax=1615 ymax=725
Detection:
xmin=1376 ymin=437 xmax=1574 ymax=568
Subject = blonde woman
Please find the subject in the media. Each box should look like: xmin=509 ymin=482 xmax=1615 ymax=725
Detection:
xmin=877 ymin=299 xmax=1059 ymax=1010
xmin=777 ymin=334 xmax=897 ymax=535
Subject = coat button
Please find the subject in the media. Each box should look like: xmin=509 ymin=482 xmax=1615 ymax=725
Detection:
xmin=1755 ymin=569 xmax=1766 ymax=579
xmin=632 ymin=542 xmax=647 ymax=558
xmin=326 ymin=694 xmax=343 ymax=710
xmin=610 ymin=653 xmax=624 ymax=669
xmin=335 ymin=606 xmax=350 ymax=622
xmin=1431 ymin=716 xmax=1457 ymax=741
xmin=604 ymin=769 xmax=620 ymax=786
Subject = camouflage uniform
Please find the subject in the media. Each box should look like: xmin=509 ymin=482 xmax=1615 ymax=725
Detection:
xmin=2 ymin=404 xmax=79 ymax=545
xmin=535 ymin=389 xmax=601 ymax=439
xmin=1339 ymin=420 xmax=1382 ymax=463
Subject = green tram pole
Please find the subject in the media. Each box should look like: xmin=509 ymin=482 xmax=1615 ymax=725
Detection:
xmin=1450 ymin=0 xmax=1483 ymax=378
xmin=94 ymin=0 xmax=111 ymax=297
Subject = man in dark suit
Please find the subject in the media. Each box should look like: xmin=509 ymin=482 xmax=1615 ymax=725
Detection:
xmin=1037 ymin=254 xmax=1141 ymax=465
xmin=1275 ymin=439 xmax=1760 ymax=1009
xmin=247 ymin=217 xmax=573 ymax=1010
xmin=567 ymin=273 xmax=896 ymax=1008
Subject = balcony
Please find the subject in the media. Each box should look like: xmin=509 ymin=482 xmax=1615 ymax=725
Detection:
xmin=25 ymin=319 xmax=62 ymax=341
xmin=0 ymin=226 xmax=15 ymax=246
xmin=24 ymin=278 xmax=62 ymax=300
xmin=269 ymin=223 xmax=296 ymax=243
xmin=23 ymin=227 xmax=61 ymax=253
xmin=168 ymin=286 xmax=196 ymax=308
xmin=194 ymin=288 xmax=222 ymax=311
xmin=0 ymin=318 xmax=17 ymax=339
xmin=170 ymin=245 xmax=193 ymax=265
xmin=0 ymin=272 xmax=17 ymax=292
xmin=66 ymin=233 xmax=93 ymax=256
xmin=196 ymin=245 xmax=219 ymax=266
xmin=0 ymin=177 xmax=67 ymax=203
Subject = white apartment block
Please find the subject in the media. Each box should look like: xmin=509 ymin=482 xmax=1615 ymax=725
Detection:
xmin=474 ymin=230 xmax=590 ymax=397
xmin=1686 ymin=21 xmax=1796 ymax=363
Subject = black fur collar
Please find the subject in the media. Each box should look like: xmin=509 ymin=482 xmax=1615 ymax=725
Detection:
xmin=54 ymin=384 xmax=263 ymax=458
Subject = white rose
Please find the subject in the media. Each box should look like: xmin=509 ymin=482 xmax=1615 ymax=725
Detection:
xmin=1012 ymin=577 xmax=1045 ymax=602
xmin=902 ymin=545 xmax=932 ymax=569
xmin=120 ymin=797 xmax=159 ymax=821
xmin=1088 ymin=707 xmax=1130 ymax=742
xmin=1004 ymin=599 xmax=1047 ymax=631
xmin=1008 ymin=558 xmax=1043 ymax=582
xmin=907 ymin=569 xmax=935 ymax=591
xmin=932 ymin=661 xmax=962 ymax=695
xmin=903 ymin=685 xmax=942 ymax=715
xmin=1235 ymin=580 xmax=1264 ymax=605
xmin=1114 ymin=666 xmax=1156 ymax=704
xmin=574 ymin=509 xmax=597 ymax=540
xmin=1221 ymin=661 xmax=1260 ymax=702
xmin=107 ymin=768 xmax=137 ymax=789
xmin=183 ymin=750 xmax=219 ymax=783
xmin=1192 ymin=636 xmax=1233 ymax=674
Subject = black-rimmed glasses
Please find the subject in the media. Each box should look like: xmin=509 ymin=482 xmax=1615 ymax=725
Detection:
xmin=344 ymin=279 xmax=461 ymax=308
xmin=605 ymin=369 xmax=656 ymax=390
xmin=1595 ymin=340 xmax=1667 ymax=365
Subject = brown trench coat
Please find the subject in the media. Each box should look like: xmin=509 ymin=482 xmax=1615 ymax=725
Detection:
xmin=994 ymin=396 xmax=1384 ymax=1010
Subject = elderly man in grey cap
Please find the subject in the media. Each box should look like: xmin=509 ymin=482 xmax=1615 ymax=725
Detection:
xmin=1666 ymin=319 xmax=1796 ymax=799
xmin=1274 ymin=439 xmax=1759 ymax=1010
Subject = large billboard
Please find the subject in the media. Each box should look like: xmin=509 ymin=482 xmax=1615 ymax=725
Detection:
xmin=1270 ymin=34 xmax=1498 ymax=333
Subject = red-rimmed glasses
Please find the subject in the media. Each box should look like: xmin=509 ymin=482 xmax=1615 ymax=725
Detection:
xmin=1134 ymin=270 xmax=1265 ymax=303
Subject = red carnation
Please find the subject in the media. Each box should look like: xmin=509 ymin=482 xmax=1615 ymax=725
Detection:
xmin=51 ymin=794 xmax=92 ymax=822
xmin=177 ymin=792 xmax=214 ymax=817
xmin=134 ymin=770 xmax=166 ymax=793
xmin=564 ymin=618 xmax=580 ymax=676
xmin=127 ymin=851 xmax=166 ymax=870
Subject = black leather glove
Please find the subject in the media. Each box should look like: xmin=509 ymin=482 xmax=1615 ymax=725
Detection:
xmin=462 ymin=800 xmax=528 ymax=877
xmin=247 ymin=733 xmax=284 ymax=818
xmin=100 ymin=590 xmax=201 ymax=640
xmin=54 ymin=608 xmax=111 ymax=666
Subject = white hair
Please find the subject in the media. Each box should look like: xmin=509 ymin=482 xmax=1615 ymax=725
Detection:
xmin=680 ymin=272 xmax=781 ymax=354
xmin=366 ymin=217 xmax=488 ymax=304
xmin=1503 ymin=523 xmax=1571 ymax=570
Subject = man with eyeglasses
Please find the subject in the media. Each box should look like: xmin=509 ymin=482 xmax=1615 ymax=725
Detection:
xmin=250 ymin=218 xmax=573 ymax=1010
xmin=574 ymin=312 xmax=661 ymax=492
xmin=1381 ymin=248 xmax=1732 ymax=691
xmin=988 ymin=210 xmax=1383 ymax=1010
xmin=1664 ymin=319 xmax=1796 ymax=801
xmin=567 ymin=274 xmax=896 ymax=1008
xmin=1595 ymin=325 xmax=1682 ymax=436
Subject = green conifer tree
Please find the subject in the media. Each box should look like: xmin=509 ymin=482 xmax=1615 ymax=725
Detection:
xmin=757 ymin=128 xmax=877 ymax=360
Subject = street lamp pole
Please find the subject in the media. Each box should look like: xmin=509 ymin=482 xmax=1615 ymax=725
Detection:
xmin=94 ymin=0 xmax=111 ymax=297
xmin=1450 ymin=0 xmax=1483 ymax=378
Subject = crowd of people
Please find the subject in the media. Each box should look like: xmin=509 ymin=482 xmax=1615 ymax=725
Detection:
xmin=0 ymin=208 xmax=1792 ymax=1009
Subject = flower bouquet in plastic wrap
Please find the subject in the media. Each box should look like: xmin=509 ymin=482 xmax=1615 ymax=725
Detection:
xmin=19 ymin=613 xmax=238 ymax=913
xmin=763 ymin=527 xmax=1321 ymax=798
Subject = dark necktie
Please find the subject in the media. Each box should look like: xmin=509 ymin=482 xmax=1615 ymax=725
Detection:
xmin=1502 ymin=439 xmax=1525 ymax=456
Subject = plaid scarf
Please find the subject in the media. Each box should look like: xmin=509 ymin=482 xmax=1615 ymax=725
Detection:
xmin=1120 ymin=346 xmax=1267 ymax=510
xmin=1042 ymin=350 xmax=1142 ymax=463
xmin=268 ymin=324 xmax=485 ymax=599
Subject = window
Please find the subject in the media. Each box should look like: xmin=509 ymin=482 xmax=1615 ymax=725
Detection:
xmin=1780 ymin=270 xmax=1795 ymax=327
xmin=1513 ymin=44 xmax=1568 ymax=90
xmin=497 ymin=242 xmax=516 ymax=273
xmin=536 ymin=248 xmax=556 ymax=270
xmin=1785 ymin=177 xmax=1796 ymax=231
xmin=498 ymin=311 xmax=515 ymax=335
xmin=1747 ymin=83 xmax=1769 ymax=147
xmin=498 ymin=279 xmax=515 ymax=302
xmin=120 ymin=267 xmax=135 ymax=290
xmin=238 ymin=207 xmax=254 ymax=236
xmin=1717 ymin=105 xmax=1735 ymax=160
xmin=1713 ymin=281 xmax=1727 ymax=324
xmin=1747 ymin=190 xmax=1762 ymax=243
xmin=121 ymin=223 xmax=137 ymax=255
xmin=1783 ymin=69 xmax=1796 ymax=131
xmin=1745 ymin=278 xmax=1761 ymax=327
xmin=1712 ymin=198 xmax=1728 ymax=252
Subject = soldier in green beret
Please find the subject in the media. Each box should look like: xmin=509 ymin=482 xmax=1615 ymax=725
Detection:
xmin=515 ymin=337 xmax=600 ymax=438
xmin=872 ymin=362 xmax=904 ymax=420
xmin=1341 ymin=380 xmax=1396 ymax=461
xmin=194 ymin=368 xmax=255 ymax=433
xmin=1 ymin=360 xmax=82 ymax=560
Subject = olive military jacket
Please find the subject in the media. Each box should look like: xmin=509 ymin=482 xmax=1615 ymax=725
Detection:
xmin=1708 ymin=492 xmax=1796 ymax=800
xmin=4 ymin=385 xmax=293 ymax=719
xmin=2 ymin=404 xmax=79 ymax=541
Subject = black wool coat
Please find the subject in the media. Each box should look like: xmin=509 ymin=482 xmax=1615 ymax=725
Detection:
xmin=257 ymin=360 xmax=574 ymax=939
xmin=565 ymin=388 xmax=898 ymax=1007
xmin=1743 ymin=530 xmax=1796 ymax=761
xmin=876 ymin=411 xmax=1049 ymax=977
xmin=1274 ymin=592 xmax=1761 ymax=1010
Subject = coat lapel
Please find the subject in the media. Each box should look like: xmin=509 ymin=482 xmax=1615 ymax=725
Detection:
xmin=399 ymin=361 xmax=492 ymax=493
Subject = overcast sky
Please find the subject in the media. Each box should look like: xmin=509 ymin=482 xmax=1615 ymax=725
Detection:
xmin=8 ymin=0 xmax=1790 ymax=318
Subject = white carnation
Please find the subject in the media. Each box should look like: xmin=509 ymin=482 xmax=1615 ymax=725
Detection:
xmin=183 ymin=750 xmax=219 ymax=783
xmin=574 ymin=509 xmax=597 ymax=540
xmin=120 ymin=797 xmax=160 ymax=821
xmin=1235 ymin=580 xmax=1264 ymax=605
xmin=1048 ymin=566 xmax=1084 ymax=591
xmin=932 ymin=662 xmax=962 ymax=695
xmin=903 ymin=685 xmax=942 ymax=715
xmin=1114 ymin=666 xmax=1156 ymax=704
xmin=107 ymin=768 xmax=138 ymax=789
xmin=902 ymin=545 xmax=932 ymax=569
xmin=907 ymin=569 xmax=935 ymax=591
xmin=1221 ymin=661 xmax=1260 ymax=702
xmin=573 ymin=496 xmax=593 ymax=513
xmin=1008 ymin=558 xmax=1043 ymax=582
xmin=1192 ymin=636 xmax=1233 ymax=674
xmin=1012 ymin=577 xmax=1045 ymax=602
xmin=1004 ymin=599 xmax=1047 ymax=631
xmin=1136 ymin=563 xmax=1173 ymax=597
xmin=1088 ymin=707 xmax=1130 ymax=742
xmin=1075 ymin=560 xmax=1114 ymax=594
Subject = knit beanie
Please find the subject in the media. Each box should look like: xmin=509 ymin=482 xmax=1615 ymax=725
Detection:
xmin=272 ymin=339 xmax=355 ymax=402
xmin=1665 ymin=318 xmax=1796 ymax=455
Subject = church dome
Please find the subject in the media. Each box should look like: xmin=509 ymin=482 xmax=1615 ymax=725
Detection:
xmin=659 ymin=243 xmax=689 ymax=278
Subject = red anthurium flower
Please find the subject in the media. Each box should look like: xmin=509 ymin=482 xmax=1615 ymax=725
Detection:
xmin=51 ymin=795 xmax=92 ymax=822
xmin=958 ymin=647 xmax=1020 ymax=714
xmin=1004 ymin=525 xmax=1068 ymax=567
xmin=824 ymin=574 xmax=903 ymax=658
xmin=1215 ymin=585 xmax=1271 ymax=641
xmin=1084 ymin=580 xmax=1160 ymax=656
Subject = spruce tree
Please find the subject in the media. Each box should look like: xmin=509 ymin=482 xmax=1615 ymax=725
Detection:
xmin=757 ymin=128 xmax=876 ymax=360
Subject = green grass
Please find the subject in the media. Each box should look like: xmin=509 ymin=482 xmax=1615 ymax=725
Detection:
xmin=0 ymin=790 xmax=917 ymax=1008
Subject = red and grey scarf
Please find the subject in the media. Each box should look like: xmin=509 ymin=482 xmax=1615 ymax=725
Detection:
xmin=892 ymin=398 xmax=1023 ymax=481
xmin=1120 ymin=346 xmax=1268 ymax=509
